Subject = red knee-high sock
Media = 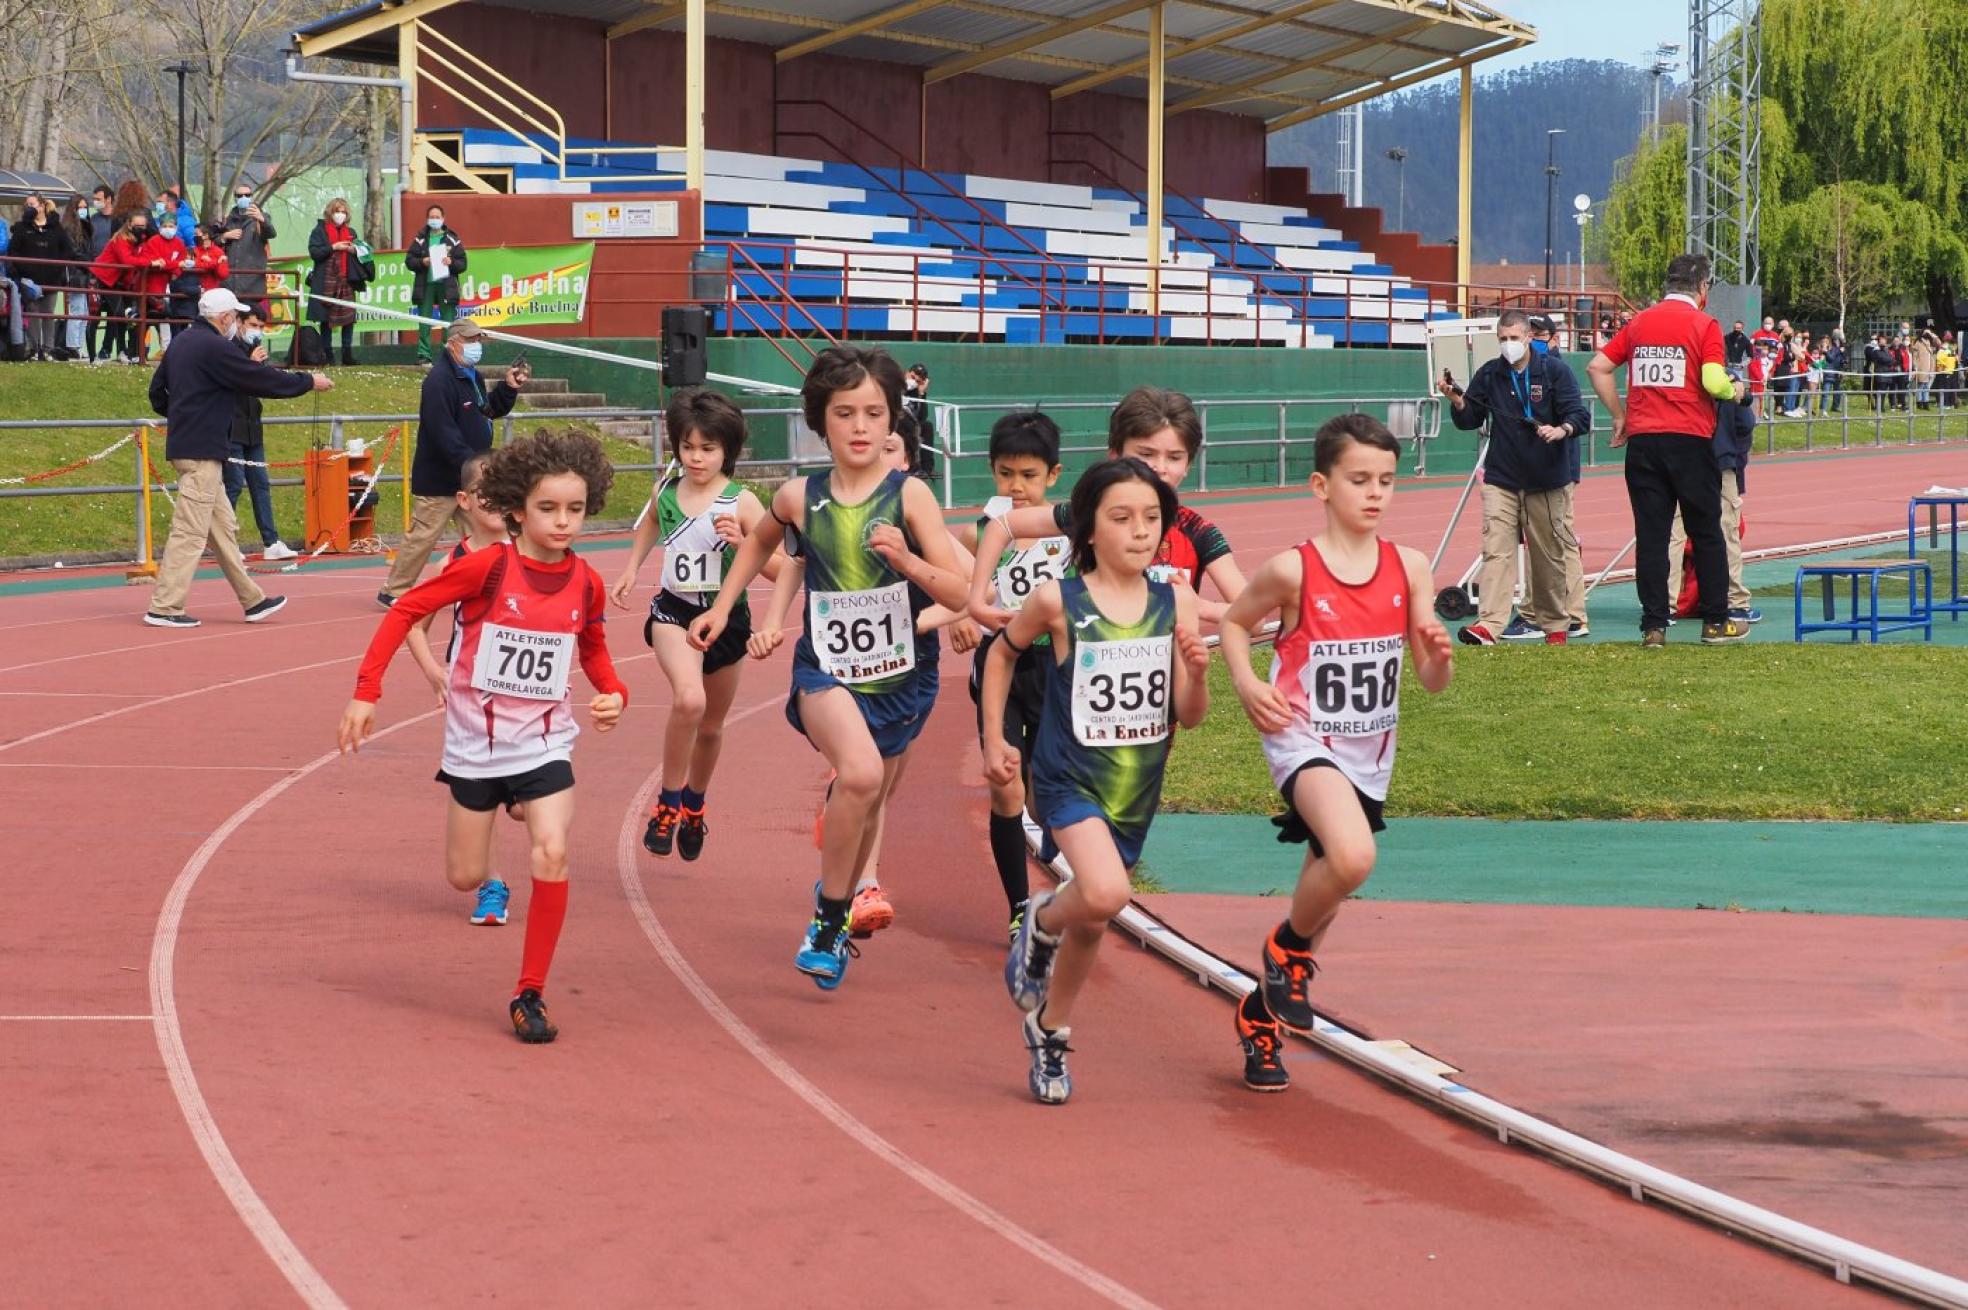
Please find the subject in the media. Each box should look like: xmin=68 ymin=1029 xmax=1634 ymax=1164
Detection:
xmin=515 ymin=878 xmax=569 ymax=995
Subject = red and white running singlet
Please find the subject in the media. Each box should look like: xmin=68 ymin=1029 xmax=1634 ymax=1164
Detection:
xmin=1262 ymin=539 xmax=1409 ymax=801
xmin=441 ymin=542 xmax=602 ymax=778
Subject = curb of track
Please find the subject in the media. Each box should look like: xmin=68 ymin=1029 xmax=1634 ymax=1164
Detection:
xmin=1022 ymin=822 xmax=1968 ymax=1308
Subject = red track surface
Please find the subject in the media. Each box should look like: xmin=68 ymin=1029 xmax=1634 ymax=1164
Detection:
xmin=10 ymin=444 xmax=1963 ymax=1306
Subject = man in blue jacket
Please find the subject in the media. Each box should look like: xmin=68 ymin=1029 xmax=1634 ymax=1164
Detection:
xmin=378 ymin=317 xmax=528 ymax=606
xmin=1438 ymin=308 xmax=1592 ymax=644
xmin=143 ymin=288 xmax=331 ymax=628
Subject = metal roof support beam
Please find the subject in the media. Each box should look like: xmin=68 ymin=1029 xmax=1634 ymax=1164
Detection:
xmin=1262 ymin=35 xmax=1527 ymax=132
xmin=685 ymin=0 xmax=705 ymax=191
xmin=608 ymin=3 xmax=688 ymax=40
xmin=1179 ymin=0 xmax=1444 ymax=58
xmin=777 ymin=0 xmax=947 ymax=62
xmin=1051 ymin=0 xmax=1342 ymax=101
xmin=295 ymin=0 xmax=463 ymax=59
xmin=1169 ymin=16 xmax=1434 ymax=114
xmin=923 ymin=0 xmax=1160 ymax=86
xmin=1457 ymin=63 xmax=1472 ymax=313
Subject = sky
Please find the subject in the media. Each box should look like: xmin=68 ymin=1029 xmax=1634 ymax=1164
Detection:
xmin=1476 ymin=0 xmax=1687 ymax=77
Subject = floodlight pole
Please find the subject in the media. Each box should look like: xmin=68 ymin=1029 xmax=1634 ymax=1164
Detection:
xmin=165 ymin=61 xmax=196 ymax=199
xmin=1542 ymin=128 xmax=1565 ymax=301
xmin=1385 ymin=147 xmax=1409 ymax=230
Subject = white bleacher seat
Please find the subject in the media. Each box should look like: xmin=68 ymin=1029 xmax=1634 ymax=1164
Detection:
xmin=656 ymin=148 xmax=821 ymax=180
xmin=705 ymin=176 xmax=864 ymax=209
xmin=1002 ymin=202 xmax=1134 ymax=235
xmin=965 ymin=177 xmax=1096 ymax=209
xmin=747 ymin=208 xmax=909 ymax=241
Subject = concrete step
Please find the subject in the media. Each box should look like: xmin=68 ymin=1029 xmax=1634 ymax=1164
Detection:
xmin=519 ymin=391 xmax=612 ymax=409
xmin=519 ymin=377 xmax=570 ymax=394
xmin=599 ymin=418 xmax=655 ymax=446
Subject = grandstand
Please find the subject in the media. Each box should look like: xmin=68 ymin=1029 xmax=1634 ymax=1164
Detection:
xmin=291 ymin=0 xmax=1539 ymax=356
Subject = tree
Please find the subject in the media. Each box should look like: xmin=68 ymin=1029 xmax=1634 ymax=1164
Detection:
xmin=61 ymin=0 xmax=367 ymax=220
xmin=1600 ymin=126 xmax=1686 ymax=300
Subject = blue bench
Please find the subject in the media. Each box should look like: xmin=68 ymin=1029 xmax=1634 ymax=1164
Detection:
xmin=1907 ymin=495 xmax=1968 ymax=620
xmin=1793 ymin=562 xmax=1932 ymax=642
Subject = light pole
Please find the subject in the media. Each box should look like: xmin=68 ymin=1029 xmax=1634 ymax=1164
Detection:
xmin=164 ymin=61 xmax=196 ymax=200
xmin=1543 ymin=128 xmax=1566 ymax=300
xmin=1574 ymin=193 xmax=1592 ymax=296
xmin=1384 ymin=146 xmax=1409 ymax=230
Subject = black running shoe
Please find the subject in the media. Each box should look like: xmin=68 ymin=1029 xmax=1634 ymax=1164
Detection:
xmin=643 ymin=802 xmax=680 ymax=856
xmin=1259 ymin=927 xmax=1320 ymax=1035
xmin=677 ymin=807 xmax=707 ymax=861
xmin=509 ymin=989 xmax=558 ymax=1044
xmin=1237 ymin=993 xmax=1290 ymax=1092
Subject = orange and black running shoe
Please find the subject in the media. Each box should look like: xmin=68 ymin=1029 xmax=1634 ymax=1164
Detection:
xmin=678 ymin=807 xmax=708 ymax=861
xmin=1236 ymin=992 xmax=1289 ymax=1092
xmin=509 ymin=989 xmax=558 ymax=1044
xmin=644 ymin=801 xmax=680 ymax=857
xmin=1259 ymin=926 xmax=1320 ymax=1035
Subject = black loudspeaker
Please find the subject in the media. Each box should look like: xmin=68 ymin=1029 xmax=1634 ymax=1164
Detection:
xmin=661 ymin=305 xmax=708 ymax=388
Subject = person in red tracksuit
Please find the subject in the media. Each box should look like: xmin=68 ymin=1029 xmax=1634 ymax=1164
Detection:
xmin=339 ymin=430 xmax=628 ymax=1045
xmin=189 ymin=224 xmax=231 ymax=292
xmin=131 ymin=219 xmax=190 ymax=356
xmin=91 ymin=214 xmax=151 ymax=362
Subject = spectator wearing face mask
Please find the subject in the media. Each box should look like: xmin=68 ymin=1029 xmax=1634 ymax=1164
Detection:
xmin=8 ymin=194 xmax=77 ymax=360
xmin=1818 ymin=332 xmax=1847 ymax=414
xmin=1724 ymin=320 xmax=1751 ymax=367
xmin=155 ymin=186 xmax=197 ymax=241
xmin=1912 ymin=324 xmax=1941 ymax=410
xmin=1750 ymin=316 xmax=1778 ymax=354
xmin=133 ymin=209 xmax=193 ymax=356
xmin=217 ymin=182 xmax=278 ymax=314
xmin=1437 ymin=308 xmax=1591 ymax=645
xmin=377 ymin=318 xmax=528 ymax=607
xmin=91 ymin=210 xmax=151 ymax=363
xmin=189 ymin=223 xmax=231 ymax=291
xmin=223 ymin=306 xmax=298 ymax=561
xmin=306 ymin=197 xmax=372 ymax=366
xmin=405 ymin=204 xmax=467 ymax=365
xmin=80 ymin=186 xmax=116 ymax=362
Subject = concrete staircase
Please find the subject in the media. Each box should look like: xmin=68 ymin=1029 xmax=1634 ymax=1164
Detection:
xmin=518 ymin=377 xmax=653 ymax=446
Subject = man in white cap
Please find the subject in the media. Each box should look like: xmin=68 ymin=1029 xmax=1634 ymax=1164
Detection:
xmin=143 ymin=287 xmax=333 ymax=628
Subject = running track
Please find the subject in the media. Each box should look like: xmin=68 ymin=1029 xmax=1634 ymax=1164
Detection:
xmin=7 ymin=443 xmax=1963 ymax=1307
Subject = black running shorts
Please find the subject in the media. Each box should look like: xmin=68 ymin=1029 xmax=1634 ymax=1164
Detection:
xmin=646 ymin=589 xmax=753 ymax=676
xmin=437 ymin=759 xmax=575 ymax=812
xmin=1272 ymin=758 xmax=1386 ymax=855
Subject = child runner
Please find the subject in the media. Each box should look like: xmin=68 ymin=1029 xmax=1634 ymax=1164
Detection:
xmin=689 ymin=345 xmax=968 ymax=988
xmin=1216 ymin=415 xmax=1455 ymax=1091
xmin=987 ymin=457 xmax=1211 ymax=1105
xmin=397 ymin=451 xmax=520 ymax=925
xmin=969 ymin=386 xmax=1244 ymax=630
xmin=964 ymin=411 xmax=1065 ymax=940
xmin=610 ymin=388 xmax=773 ymax=862
xmin=338 ymin=430 xmax=627 ymax=1043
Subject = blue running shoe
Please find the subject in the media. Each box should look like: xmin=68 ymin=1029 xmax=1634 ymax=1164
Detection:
xmin=795 ymin=910 xmax=858 ymax=989
xmin=1022 ymin=1010 xmax=1073 ymax=1105
xmin=1005 ymin=890 xmax=1061 ymax=1013
xmin=1498 ymin=614 xmax=1543 ymax=641
xmin=470 ymin=879 xmax=510 ymax=926
xmin=1729 ymin=606 xmax=1764 ymax=624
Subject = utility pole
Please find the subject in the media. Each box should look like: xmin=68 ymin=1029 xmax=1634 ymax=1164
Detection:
xmin=1543 ymin=128 xmax=1566 ymax=298
xmin=1643 ymin=43 xmax=1680 ymax=141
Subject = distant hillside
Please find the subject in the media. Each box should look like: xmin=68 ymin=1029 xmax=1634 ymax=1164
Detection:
xmin=1270 ymin=59 xmax=1675 ymax=266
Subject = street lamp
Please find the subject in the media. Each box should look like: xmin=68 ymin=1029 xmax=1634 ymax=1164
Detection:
xmin=1384 ymin=147 xmax=1409 ymax=230
xmin=164 ymin=60 xmax=196 ymax=202
xmin=1573 ymin=193 xmax=1592 ymax=295
xmin=1543 ymin=128 xmax=1566 ymax=299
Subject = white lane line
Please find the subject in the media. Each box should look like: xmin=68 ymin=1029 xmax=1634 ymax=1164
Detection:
xmin=149 ymin=710 xmax=442 ymax=1310
xmin=0 ymin=690 xmax=156 ymax=698
xmin=0 ymin=614 xmax=369 ymax=676
xmin=1 ymin=1014 xmax=157 ymax=1021
xmin=614 ymin=709 xmax=1162 ymax=1310
xmin=148 ymin=653 xmax=657 ymax=1308
xmin=0 ymin=657 xmax=353 ymax=756
xmin=0 ymin=761 xmax=296 ymax=772
xmin=0 ymin=584 xmax=384 ymax=634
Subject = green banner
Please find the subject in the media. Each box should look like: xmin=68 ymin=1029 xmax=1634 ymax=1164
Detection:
xmin=267 ymin=241 xmax=594 ymax=338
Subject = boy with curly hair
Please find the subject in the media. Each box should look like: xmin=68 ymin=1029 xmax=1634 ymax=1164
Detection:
xmin=339 ymin=429 xmax=629 ymax=1044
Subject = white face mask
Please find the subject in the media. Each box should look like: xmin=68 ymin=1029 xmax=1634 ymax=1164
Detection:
xmin=160 ymin=226 xmax=178 ymax=241
xmin=332 ymin=212 xmax=348 ymax=225
xmin=459 ymin=341 xmax=484 ymax=366
xmin=428 ymin=217 xmax=444 ymax=229
xmin=1500 ymin=339 xmax=1528 ymax=365
xmin=236 ymin=195 xmax=252 ymax=209
xmin=243 ymin=328 xmax=263 ymax=345
xmin=223 ymin=318 xmax=239 ymax=340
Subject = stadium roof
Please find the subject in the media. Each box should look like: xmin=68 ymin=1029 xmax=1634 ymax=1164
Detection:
xmin=295 ymin=0 xmax=1534 ymax=130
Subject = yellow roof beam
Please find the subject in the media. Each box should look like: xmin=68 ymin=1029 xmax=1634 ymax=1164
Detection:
xmin=777 ymin=0 xmax=948 ymax=61
xmin=1262 ymin=34 xmax=1529 ymax=132
xmin=295 ymin=0 xmax=463 ymax=59
xmin=607 ymin=3 xmax=688 ymax=41
xmin=1169 ymin=15 xmax=1433 ymax=114
xmin=923 ymin=0 xmax=1160 ymax=86
xmin=1052 ymin=0 xmax=1341 ymax=101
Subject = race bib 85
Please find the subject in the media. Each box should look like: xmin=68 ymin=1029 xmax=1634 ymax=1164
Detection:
xmin=994 ymin=536 xmax=1070 ymax=611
